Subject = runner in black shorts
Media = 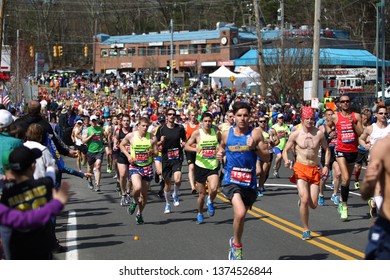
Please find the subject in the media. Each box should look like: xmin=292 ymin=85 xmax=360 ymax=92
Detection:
xmin=113 ymin=114 xmax=132 ymax=206
xmin=156 ymin=108 xmax=186 ymax=214
xmin=185 ymin=112 xmax=221 ymax=224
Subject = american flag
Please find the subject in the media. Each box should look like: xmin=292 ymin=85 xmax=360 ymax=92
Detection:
xmin=0 ymin=84 xmax=10 ymax=106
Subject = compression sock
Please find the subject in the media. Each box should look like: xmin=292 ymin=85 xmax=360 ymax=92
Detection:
xmin=164 ymin=191 xmax=170 ymax=204
xmin=340 ymin=184 xmax=349 ymax=203
xmin=354 ymin=169 xmax=360 ymax=182
xmin=173 ymin=184 xmax=179 ymax=196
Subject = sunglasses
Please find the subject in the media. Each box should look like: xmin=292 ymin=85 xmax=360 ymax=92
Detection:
xmin=167 ymin=113 xmax=175 ymax=116
xmin=259 ymin=120 xmax=266 ymax=123
xmin=378 ymin=112 xmax=388 ymax=115
xmin=340 ymin=100 xmax=350 ymax=104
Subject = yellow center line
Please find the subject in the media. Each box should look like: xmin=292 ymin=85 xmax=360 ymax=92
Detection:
xmin=216 ymin=193 xmax=365 ymax=259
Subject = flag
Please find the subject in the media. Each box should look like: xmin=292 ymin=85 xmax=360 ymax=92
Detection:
xmin=0 ymin=84 xmax=10 ymax=106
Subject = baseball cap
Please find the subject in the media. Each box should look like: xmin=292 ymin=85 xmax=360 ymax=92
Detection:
xmin=0 ymin=109 xmax=13 ymax=129
xmin=277 ymin=113 xmax=284 ymax=118
xmin=76 ymin=119 xmax=83 ymax=124
xmin=8 ymin=146 xmax=42 ymax=171
xmin=90 ymin=115 xmax=98 ymax=121
xmin=158 ymin=116 xmax=166 ymax=123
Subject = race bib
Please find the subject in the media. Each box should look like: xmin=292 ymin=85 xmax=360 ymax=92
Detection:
xmin=201 ymin=146 xmax=216 ymax=159
xmin=167 ymin=148 xmax=180 ymax=160
xmin=230 ymin=167 xmax=252 ymax=187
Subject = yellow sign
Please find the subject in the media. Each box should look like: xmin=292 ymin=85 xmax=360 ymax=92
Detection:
xmin=230 ymin=76 xmax=235 ymax=82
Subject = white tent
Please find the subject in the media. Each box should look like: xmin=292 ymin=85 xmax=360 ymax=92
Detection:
xmin=209 ymin=65 xmax=237 ymax=89
xmin=234 ymin=67 xmax=260 ymax=91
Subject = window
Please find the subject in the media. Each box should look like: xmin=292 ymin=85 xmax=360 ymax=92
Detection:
xmin=119 ymin=49 xmax=127 ymax=57
xmin=211 ymin=43 xmax=220 ymax=53
xmin=147 ymin=47 xmax=156 ymax=56
xmin=138 ymin=47 xmax=146 ymax=56
xmin=100 ymin=49 xmax=109 ymax=57
xmin=158 ymin=46 xmax=167 ymax=55
xmin=179 ymin=45 xmax=189 ymax=55
xmin=189 ymin=45 xmax=197 ymax=54
xmin=168 ymin=46 xmax=176 ymax=55
xmin=128 ymin=48 xmax=136 ymax=57
xmin=202 ymin=44 xmax=211 ymax=54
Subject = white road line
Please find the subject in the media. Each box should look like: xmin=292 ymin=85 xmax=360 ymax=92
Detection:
xmin=65 ymin=210 xmax=78 ymax=260
xmin=264 ymin=183 xmax=362 ymax=197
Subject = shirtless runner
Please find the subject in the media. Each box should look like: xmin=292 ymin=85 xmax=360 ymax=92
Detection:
xmin=283 ymin=106 xmax=330 ymax=240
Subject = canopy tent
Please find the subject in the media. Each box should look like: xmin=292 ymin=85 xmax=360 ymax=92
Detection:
xmin=209 ymin=65 xmax=261 ymax=90
xmin=209 ymin=65 xmax=238 ymax=89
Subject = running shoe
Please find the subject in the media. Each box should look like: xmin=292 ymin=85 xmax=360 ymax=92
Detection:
xmin=94 ymin=185 xmax=101 ymax=192
xmin=164 ymin=203 xmax=172 ymax=214
xmin=135 ymin=213 xmax=144 ymax=225
xmin=196 ymin=213 xmax=204 ymax=224
xmin=273 ymin=169 xmax=280 ymax=178
xmin=330 ymin=182 xmax=334 ymax=190
xmin=338 ymin=202 xmax=342 ymax=214
xmin=127 ymin=198 xmax=137 ymax=215
xmin=368 ymin=199 xmax=377 ymax=218
xmin=120 ymin=196 xmax=127 ymax=206
xmin=318 ymin=195 xmax=325 ymax=206
xmin=157 ymin=190 xmax=164 ymax=198
xmin=87 ymin=178 xmax=94 ymax=190
xmin=228 ymin=237 xmax=243 ymax=260
xmin=257 ymin=189 xmax=264 ymax=197
xmin=115 ymin=182 xmax=121 ymax=192
xmin=113 ymin=174 xmax=118 ymax=179
xmin=354 ymin=181 xmax=360 ymax=190
xmin=340 ymin=205 xmax=348 ymax=220
xmin=331 ymin=194 xmax=339 ymax=205
xmin=172 ymin=194 xmax=180 ymax=207
xmin=302 ymin=230 xmax=311 ymax=240
xmin=207 ymin=196 xmax=215 ymax=217
xmin=260 ymin=187 xmax=265 ymax=192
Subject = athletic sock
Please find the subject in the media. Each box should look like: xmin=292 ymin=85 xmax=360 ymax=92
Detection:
xmin=164 ymin=191 xmax=170 ymax=204
xmin=173 ymin=184 xmax=179 ymax=196
xmin=340 ymin=184 xmax=349 ymax=203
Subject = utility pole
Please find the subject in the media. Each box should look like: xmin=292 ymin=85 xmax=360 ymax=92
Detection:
xmin=381 ymin=0 xmax=386 ymax=104
xmin=311 ymin=0 xmax=321 ymax=99
xmin=253 ymin=0 xmax=267 ymax=97
xmin=16 ymin=29 xmax=20 ymax=101
xmin=93 ymin=17 xmax=97 ymax=74
xmin=0 ymin=0 xmax=5 ymax=62
xmin=170 ymin=18 xmax=174 ymax=84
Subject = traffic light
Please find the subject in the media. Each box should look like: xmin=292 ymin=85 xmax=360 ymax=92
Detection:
xmin=166 ymin=60 xmax=170 ymax=70
xmin=53 ymin=45 xmax=58 ymax=57
xmin=84 ymin=45 xmax=88 ymax=57
xmin=58 ymin=45 xmax=63 ymax=57
xmin=29 ymin=46 xmax=34 ymax=58
xmin=172 ymin=59 xmax=176 ymax=68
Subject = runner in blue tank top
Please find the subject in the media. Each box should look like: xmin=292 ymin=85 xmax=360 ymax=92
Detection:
xmin=217 ymin=102 xmax=270 ymax=260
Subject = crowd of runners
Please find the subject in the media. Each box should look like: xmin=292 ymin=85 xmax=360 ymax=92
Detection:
xmin=0 ymin=71 xmax=390 ymax=260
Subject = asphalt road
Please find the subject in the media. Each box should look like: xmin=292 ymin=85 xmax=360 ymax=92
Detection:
xmin=54 ymin=156 xmax=371 ymax=260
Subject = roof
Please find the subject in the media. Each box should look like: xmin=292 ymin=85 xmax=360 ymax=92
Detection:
xmin=97 ymin=29 xmax=228 ymax=44
xmin=234 ymin=48 xmax=390 ymax=67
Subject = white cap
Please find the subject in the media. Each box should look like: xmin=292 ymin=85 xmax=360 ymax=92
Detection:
xmin=90 ymin=115 xmax=98 ymax=121
xmin=277 ymin=113 xmax=284 ymax=118
xmin=0 ymin=109 xmax=13 ymax=128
